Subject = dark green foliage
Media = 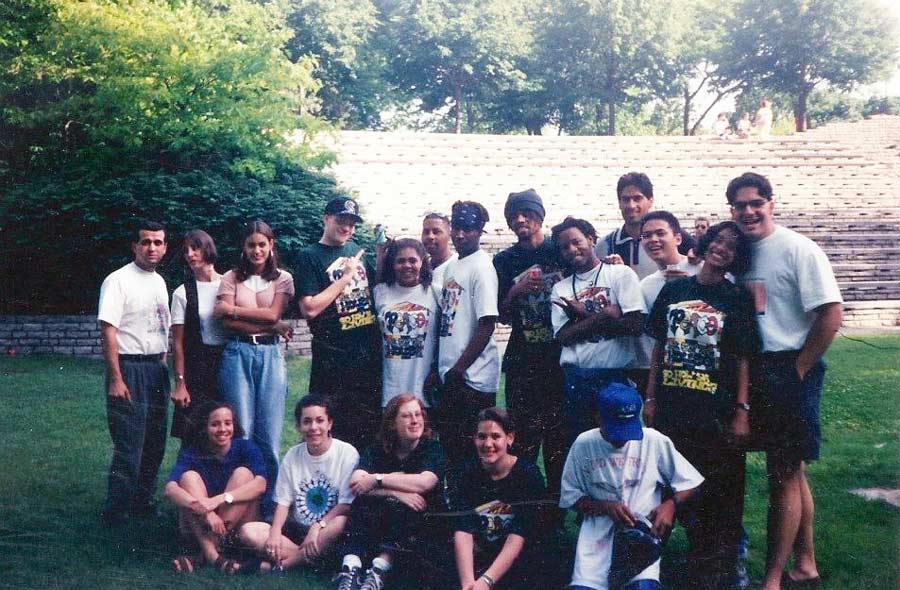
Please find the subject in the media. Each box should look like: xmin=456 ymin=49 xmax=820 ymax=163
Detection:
xmin=0 ymin=163 xmax=352 ymax=314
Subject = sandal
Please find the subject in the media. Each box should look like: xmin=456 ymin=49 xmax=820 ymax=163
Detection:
xmin=782 ymin=572 xmax=823 ymax=590
xmin=171 ymin=554 xmax=203 ymax=573
xmin=214 ymin=555 xmax=241 ymax=575
xmin=239 ymin=556 xmax=275 ymax=575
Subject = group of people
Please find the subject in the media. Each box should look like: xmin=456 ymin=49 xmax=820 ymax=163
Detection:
xmin=97 ymin=169 xmax=842 ymax=590
xmin=712 ymin=100 xmax=775 ymax=140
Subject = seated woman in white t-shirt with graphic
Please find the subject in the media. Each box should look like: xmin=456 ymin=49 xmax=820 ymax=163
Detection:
xmin=239 ymin=395 xmax=358 ymax=572
xmin=373 ymin=237 xmax=441 ymax=409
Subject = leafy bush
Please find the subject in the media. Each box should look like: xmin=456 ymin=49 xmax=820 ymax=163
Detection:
xmin=862 ymin=96 xmax=900 ymax=117
xmin=0 ymin=163 xmax=360 ymax=314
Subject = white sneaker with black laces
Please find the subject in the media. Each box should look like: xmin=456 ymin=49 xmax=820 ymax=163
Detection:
xmin=359 ymin=567 xmax=385 ymax=590
xmin=333 ymin=565 xmax=361 ymax=590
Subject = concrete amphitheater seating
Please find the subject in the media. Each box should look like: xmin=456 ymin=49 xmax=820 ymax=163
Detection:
xmin=327 ymin=115 xmax=900 ymax=329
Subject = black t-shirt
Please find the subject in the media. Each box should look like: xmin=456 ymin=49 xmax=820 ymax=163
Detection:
xmin=646 ymin=276 xmax=760 ymax=433
xmin=294 ymin=241 xmax=379 ymax=355
xmin=492 ymin=239 xmax=564 ymax=368
xmin=449 ymin=457 xmax=545 ymax=551
xmin=358 ymin=437 xmax=447 ymax=510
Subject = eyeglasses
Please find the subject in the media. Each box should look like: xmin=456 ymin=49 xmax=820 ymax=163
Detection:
xmin=730 ymin=199 xmax=769 ymax=211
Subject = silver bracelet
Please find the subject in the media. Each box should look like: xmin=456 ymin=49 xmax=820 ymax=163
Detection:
xmin=479 ymin=573 xmax=495 ymax=588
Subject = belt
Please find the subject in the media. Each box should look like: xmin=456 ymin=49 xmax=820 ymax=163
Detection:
xmin=234 ymin=334 xmax=280 ymax=345
xmin=119 ymin=353 xmax=164 ymax=362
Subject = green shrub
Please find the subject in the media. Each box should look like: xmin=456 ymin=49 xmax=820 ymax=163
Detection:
xmin=0 ymin=163 xmax=360 ymax=314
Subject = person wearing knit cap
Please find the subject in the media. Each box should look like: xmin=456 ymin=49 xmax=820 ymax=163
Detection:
xmin=493 ymin=189 xmax=567 ymax=532
xmin=437 ymin=200 xmax=500 ymax=469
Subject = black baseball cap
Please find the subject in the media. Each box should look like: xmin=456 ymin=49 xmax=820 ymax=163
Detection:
xmin=324 ymin=197 xmax=363 ymax=223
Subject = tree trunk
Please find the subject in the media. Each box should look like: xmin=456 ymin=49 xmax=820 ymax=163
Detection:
xmin=465 ymin=96 xmax=474 ymax=133
xmin=453 ymin=84 xmax=462 ymax=134
xmin=608 ymin=99 xmax=616 ymax=136
xmin=795 ymin=88 xmax=809 ymax=132
xmin=683 ymin=86 xmax=691 ymax=136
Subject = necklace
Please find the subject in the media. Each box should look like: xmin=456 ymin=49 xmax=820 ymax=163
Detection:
xmin=572 ymin=262 xmax=604 ymax=301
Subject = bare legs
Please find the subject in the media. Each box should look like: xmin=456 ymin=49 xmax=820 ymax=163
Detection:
xmin=239 ymin=516 xmax=348 ymax=570
xmin=761 ymin=458 xmax=819 ymax=590
xmin=175 ymin=467 xmax=259 ymax=570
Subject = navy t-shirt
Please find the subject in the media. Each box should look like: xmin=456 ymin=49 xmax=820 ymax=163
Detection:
xmin=646 ymin=276 xmax=760 ymax=433
xmin=492 ymin=238 xmax=565 ymax=369
xmin=168 ymin=438 xmax=267 ymax=496
xmin=449 ymin=457 xmax=546 ymax=551
xmin=358 ymin=437 xmax=447 ymax=510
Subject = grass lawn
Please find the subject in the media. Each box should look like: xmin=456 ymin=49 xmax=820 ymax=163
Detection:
xmin=1 ymin=335 xmax=897 ymax=590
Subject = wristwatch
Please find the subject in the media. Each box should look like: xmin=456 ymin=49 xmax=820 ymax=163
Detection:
xmin=318 ymin=520 xmax=328 ymax=530
xmin=223 ymin=492 xmax=234 ymax=505
xmin=375 ymin=474 xmax=384 ymax=488
xmin=734 ymin=402 xmax=751 ymax=412
xmin=175 ymin=374 xmax=185 ymax=382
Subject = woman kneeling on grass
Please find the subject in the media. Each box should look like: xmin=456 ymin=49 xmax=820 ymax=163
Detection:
xmin=333 ymin=394 xmax=447 ymax=590
xmin=450 ymin=407 xmax=546 ymax=590
xmin=239 ymin=395 xmax=359 ymax=572
xmin=165 ymin=402 xmax=267 ymax=573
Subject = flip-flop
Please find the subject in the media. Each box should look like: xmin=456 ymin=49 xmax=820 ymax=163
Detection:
xmin=782 ymin=572 xmax=823 ymax=590
xmin=171 ymin=554 xmax=203 ymax=573
xmin=214 ymin=555 xmax=241 ymax=575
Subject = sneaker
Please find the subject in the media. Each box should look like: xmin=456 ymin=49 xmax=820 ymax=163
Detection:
xmin=359 ymin=567 xmax=385 ymax=590
xmin=333 ymin=565 xmax=361 ymax=590
xmin=730 ymin=561 xmax=750 ymax=590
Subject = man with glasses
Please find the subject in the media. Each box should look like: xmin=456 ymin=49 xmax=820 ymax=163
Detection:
xmin=727 ymin=172 xmax=842 ymax=590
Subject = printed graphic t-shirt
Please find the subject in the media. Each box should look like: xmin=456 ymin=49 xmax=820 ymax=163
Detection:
xmin=450 ymin=457 xmax=546 ymax=551
xmin=740 ymin=226 xmax=842 ymax=352
xmin=274 ymin=438 xmax=359 ymax=528
xmin=560 ymin=428 xmax=703 ymax=590
xmin=373 ymin=282 xmax=440 ymax=406
xmin=438 ymin=249 xmax=501 ymax=393
xmin=295 ymin=241 xmax=379 ymax=355
xmin=550 ymin=263 xmax=644 ymax=369
xmin=646 ymin=276 xmax=760 ymax=432
xmin=97 ymin=262 xmax=170 ymax=354
xmin=492 ymin=238 xmax=565 ymax=369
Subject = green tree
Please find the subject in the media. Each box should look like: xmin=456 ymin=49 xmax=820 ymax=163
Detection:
xmin=380 ymin=0 xmax=532 ymax=134
xmin=541 ymin=0 xmax=680 ymax=135
xmin=1 ymin=0 xmax=326 ymax=182
xmin=284 ymin=0 xmax=391 ymax=128
xmin=717 ymin=0 xmax=898 ymax=132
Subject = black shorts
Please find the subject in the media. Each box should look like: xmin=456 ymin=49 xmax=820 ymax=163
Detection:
xmin=748 ymin=351 xmax=826 ymax=463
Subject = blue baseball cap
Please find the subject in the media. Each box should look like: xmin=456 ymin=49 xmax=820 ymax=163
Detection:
xmin=598 ymin=382 xmax=644 ymax=445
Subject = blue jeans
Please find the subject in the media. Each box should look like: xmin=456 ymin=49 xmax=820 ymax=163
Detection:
xmin=219 ymin=340 xmax=287 ymax=510
xmin=562 ymin=366 xmax=629 ymax=445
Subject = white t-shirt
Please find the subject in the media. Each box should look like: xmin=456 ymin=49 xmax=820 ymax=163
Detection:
xmin=374 ymin=282 xmax=441 ymax=406
xmin=97 ymin=262 xmax=170 ymax=355
xmin=560 ymin=428 xmax=704 ymax=590
xmin=431 ymin=253 xmax=458 ymax=289
xmin=170 ymin=280 xmax=228 ymax=346
xmin=633 ymin=257 xmax=701 ymax=369
xmin=274 ymin=438 xmax=359 ymax=528
xmin=741 ymin=226 xmax=842 ymax=352
xmin=550 ymin=263 xmax=644 ymax=370
xmin=438 ymin=249 xmax=500 ymax=393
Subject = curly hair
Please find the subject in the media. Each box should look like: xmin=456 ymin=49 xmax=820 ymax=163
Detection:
xmin=551 ymin=216 xmax=598 ymax=246
xmin=382 ymin=238 xmax=433 ymax=288
xmin=696 ymin=221 xmax=753 ymax=276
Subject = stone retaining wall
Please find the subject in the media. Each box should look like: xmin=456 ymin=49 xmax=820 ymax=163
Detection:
xmin=0 ymin=306 xmax=893 ymax=358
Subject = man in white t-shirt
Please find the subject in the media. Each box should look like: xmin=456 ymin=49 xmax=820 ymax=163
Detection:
xmin=97 ymin=221 xmax=171 ymax=525
xmin=550 ymin=217 xmax=645 ymax=444
xmin=422 ymin=212 xmax=457 ymax=287
xmin=727 ymin=172 xmax=842 ymax=590
xmin=560 ymin=382 xmax=703 ymax=590
xmin=438 ymin=200 xmax=500 ymax=468
xmin=634 ymin=211 xmax=701 ymax=394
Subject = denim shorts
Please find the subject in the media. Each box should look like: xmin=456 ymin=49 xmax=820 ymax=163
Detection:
xmin=748 ymin=351 xmax=826 ymax=462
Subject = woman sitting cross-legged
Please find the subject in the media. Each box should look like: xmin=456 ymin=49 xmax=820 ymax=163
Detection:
xmin=165 ymin=401 xmax=267 ymax=574
xmin=449 ymin=407 xmax=547 ymax=590
xmin=333 ymin=394 xmax=447 ymax=590
xmin=239 ymin=395 xmax=359 ymax=572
